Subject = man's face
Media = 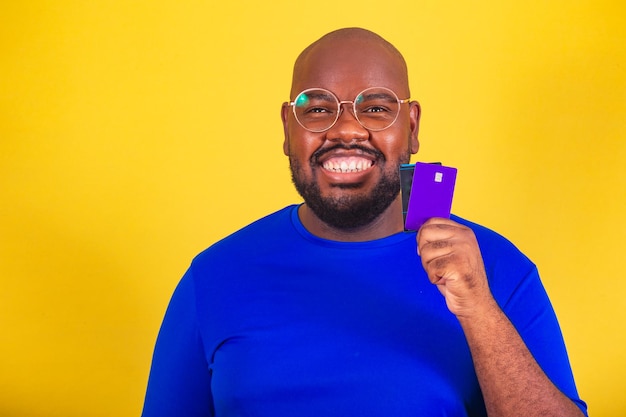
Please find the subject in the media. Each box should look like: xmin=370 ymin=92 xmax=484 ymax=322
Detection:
xmin=281 ymin=38 xmax=420 ymax=230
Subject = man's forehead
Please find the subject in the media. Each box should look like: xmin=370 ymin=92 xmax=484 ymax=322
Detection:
xmin=291 ymin=38 xmax=409 ymax=97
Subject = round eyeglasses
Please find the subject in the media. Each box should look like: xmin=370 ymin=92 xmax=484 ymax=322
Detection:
xmin=288 ymin=87 xmax=410 ymax=132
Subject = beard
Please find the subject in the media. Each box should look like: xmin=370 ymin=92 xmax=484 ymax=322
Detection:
xmin=289 ymin=144 xmax=411 ymax=230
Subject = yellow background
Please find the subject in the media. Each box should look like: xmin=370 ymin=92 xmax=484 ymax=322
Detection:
xmin=1 ymin=1 xmax=624 ymax=416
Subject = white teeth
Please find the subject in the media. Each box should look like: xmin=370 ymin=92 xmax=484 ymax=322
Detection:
xmin=322 ymin=159 xmax=372 ymax=173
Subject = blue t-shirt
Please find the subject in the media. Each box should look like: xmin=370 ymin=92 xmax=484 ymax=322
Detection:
xmin=142 ymin=205 xmax=587 ymax=416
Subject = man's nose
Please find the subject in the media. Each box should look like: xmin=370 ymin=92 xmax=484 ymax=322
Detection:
xmin=326 ymin=103 xmax=369 ymax=142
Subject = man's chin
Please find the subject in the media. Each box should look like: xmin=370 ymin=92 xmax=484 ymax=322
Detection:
xmin=307 ymin=203 xmax=379 ymax=230
xmin=329 ymin=182 xmax=364 ymax=190
xmin=298 ymin=185 xmax=399 ymax=230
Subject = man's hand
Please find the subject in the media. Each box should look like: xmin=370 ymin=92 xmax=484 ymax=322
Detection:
xmin=416 ymin=217 xmax=494 ymax=318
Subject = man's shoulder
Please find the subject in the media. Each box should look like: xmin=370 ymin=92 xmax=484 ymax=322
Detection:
xmin=451 ymin=214 xmax=531 ymax=263
xmin=193 ymin=205 xmax=298 ymax=262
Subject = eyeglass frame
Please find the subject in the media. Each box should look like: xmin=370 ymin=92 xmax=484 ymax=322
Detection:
xmin=287 ymin=87 xmax=411 ymax=133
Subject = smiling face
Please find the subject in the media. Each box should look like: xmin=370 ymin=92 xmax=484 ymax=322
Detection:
xmin=282 ymin=29 xmax=421 ymax=234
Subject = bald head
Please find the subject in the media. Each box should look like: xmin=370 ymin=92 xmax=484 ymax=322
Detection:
xmin=290 ymin=28 xmax=410 ymax=99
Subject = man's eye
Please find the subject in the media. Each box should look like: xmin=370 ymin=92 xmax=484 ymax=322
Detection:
xmin=306 ymin=107 xmax=332 ymax=114
xmin=363 ymin=105 xmax=389 ymax=113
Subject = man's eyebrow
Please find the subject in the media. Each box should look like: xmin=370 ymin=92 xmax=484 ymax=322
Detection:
xmin=306 ymin=92 xmax=335 ymax=100
xmin=359 ymin=92 xmax=397 ymax=101
xmin=295 ymin=91 xmax=335 ymax=104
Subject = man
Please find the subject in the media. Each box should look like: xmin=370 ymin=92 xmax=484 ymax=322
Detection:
xmin=142 ymin=28 xmax=587 ymax=416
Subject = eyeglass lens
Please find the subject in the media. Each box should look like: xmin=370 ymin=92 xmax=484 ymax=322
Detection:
xmin=293 ymin=88 xmax=401 ymax=132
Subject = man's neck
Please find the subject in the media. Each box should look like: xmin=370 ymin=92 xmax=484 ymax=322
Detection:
xmin=297 ymin=198 xmax=405 ymax=242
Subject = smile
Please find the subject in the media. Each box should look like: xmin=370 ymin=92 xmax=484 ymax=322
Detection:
xmin=322 ymin=157 xmax=374 ymax=173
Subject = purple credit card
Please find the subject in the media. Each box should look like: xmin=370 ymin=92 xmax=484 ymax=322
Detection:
xmin=401 ymin=162 xmax=457 ymax=231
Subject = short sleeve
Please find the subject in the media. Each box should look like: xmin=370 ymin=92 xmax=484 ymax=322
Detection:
xmin=141 ymin=268 xmax=213 ymax=417
xmin=499 ymin=265 xmax=588 ymax=415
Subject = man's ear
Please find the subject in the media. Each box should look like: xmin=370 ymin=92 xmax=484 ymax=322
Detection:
xmin=281 ymin=103 xmax=290 ymax=156
xmin=409 ymin=101 xmax=421 ymax=155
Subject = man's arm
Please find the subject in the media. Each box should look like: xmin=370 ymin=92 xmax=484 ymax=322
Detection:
xmin=417 ymin=218 xmax=584 ymax=417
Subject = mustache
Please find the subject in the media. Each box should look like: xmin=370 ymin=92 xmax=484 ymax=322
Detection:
xmin=311 ymin=144 xmax=385 ymax=164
